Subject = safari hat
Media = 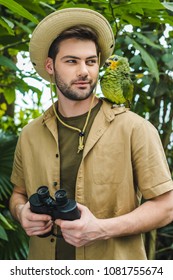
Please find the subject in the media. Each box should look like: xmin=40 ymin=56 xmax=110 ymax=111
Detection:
xmin=29 ymin=7 xmax=115 ymax=81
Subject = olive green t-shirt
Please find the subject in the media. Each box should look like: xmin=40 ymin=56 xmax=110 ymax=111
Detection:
xmin=56 ymin=100 xmax=102 ymax=260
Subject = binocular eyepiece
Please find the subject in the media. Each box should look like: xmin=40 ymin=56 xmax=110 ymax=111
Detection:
xmin=29 ymin=186 xmax=81 ymax=237
xmin=36 ymin=186 xmax=68 ymax=207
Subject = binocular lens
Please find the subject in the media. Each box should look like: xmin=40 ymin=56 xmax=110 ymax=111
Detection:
xmin=37 ymin=186 xmax=49 ymax=199
xmin=55 ymin=189 xmax=67 ymax=205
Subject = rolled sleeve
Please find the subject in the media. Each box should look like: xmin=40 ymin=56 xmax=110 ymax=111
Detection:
xmin=131 ymin=119 xmax=173 ymax=199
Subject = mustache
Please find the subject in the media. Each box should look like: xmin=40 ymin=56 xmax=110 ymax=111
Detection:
xmin=71 ymin=77 xmax=92 ymax=83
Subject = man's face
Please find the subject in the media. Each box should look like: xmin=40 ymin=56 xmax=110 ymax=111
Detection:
xmin=52 ymin=38 xmax=99 ymax=101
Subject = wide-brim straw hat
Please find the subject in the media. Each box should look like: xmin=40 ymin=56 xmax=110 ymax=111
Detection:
xmin=29 ymin=8 xmax=115 ymax=82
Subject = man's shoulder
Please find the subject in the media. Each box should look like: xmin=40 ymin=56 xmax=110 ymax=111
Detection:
xmin=100 ymin=99 xmax=158 ymax=135
xmin=101 ymin=99 xmax=148 ymax=124
xmin=21 ymin=104 xmax=55 ymax=134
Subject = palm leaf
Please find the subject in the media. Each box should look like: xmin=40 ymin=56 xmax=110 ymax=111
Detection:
xmin=0 ymin=133 xmax=18 ymax=200
xmin=0 ymin=212 xmax=29 ymax=259
xmin=0 ymin=133 xmax=29 ymax=259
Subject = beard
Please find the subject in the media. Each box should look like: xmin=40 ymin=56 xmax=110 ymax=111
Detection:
xmin=54 ymin=69 xmax=97 ymax=101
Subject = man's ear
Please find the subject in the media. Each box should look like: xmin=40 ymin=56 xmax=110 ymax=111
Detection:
xmin=45 ymin=57 xmax=54 ymax=75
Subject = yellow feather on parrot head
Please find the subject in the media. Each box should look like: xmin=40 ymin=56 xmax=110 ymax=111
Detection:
xmin=104 ymin=54 xmax=130 ymax=72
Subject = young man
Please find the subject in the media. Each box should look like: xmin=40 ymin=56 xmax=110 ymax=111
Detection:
xmin=10 ymin=8 xmax=173 ymax=260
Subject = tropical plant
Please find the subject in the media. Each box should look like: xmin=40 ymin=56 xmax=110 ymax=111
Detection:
xmin=156 ymin=223 xmax=173 ymax=260
xmin=0 ymin=133 xmax=29 ymax=259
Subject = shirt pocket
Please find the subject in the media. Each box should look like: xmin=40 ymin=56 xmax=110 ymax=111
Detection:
xmin=93 ymin=142 xmax=125 ymax=184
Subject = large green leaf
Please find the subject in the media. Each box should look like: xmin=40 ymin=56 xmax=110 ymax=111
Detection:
xmin=122 ymin=14 xmax=142 ymax=26
xmin=0 ymin=213 xmax=14 ymax=230
xmin=133 ymin=32 xmax=162 ymax=50
xmin=0 ymin=55 xmax=19 ymax=71
xmin=0 ymin=0 xmax=38 ymax=24
xmin=17 ymin=0 xmax=48 ymax=16
xmin=0 ymin=17 xmax=14 ymax=35
xmin=0 ymin=134 xmax=18 ymax=200
xmin=131 ymin=0 xmax=165 ymax=9
xmin=0 ymin=132 xmax=29 ymax=259
xmin=127 ymin=36 xmax=160 ymax=82
xmin=0 ymin=219 xmax=29 ymax=259
xmin=162 ymin=2 xmax=173 ymax=12
xmin=0 ymin=224 xmax=8 ymax=241
xmin=3 ymin=88 xmax=16 ymax=105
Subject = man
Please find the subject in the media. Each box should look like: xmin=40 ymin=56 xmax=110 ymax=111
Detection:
xmin=10 ymin=8 xmax=173 ymax=260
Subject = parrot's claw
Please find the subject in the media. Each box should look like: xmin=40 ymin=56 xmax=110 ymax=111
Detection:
xmin=111 ymin=104 xmax=125 ymax=108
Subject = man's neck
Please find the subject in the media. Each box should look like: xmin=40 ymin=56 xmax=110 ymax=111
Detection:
xmin=57 ymin=93 xmax=99 ymax=118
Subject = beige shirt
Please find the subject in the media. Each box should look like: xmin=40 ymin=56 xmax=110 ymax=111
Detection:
xmin=11 ymin=100 xmax=173 ymax=259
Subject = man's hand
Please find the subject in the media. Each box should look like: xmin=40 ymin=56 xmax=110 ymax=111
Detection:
xmin=55 ymin=203 xmax=107 ymax=247
xmin=16 ymin=202 xmax=53 ymax=237
xmin=55 ymin=191 xmax=173 ymax=248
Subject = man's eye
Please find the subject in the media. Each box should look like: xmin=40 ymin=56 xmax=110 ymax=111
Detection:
xmin=87 ymin=60 xmax=97 ymax=65
xmin=66 ymin=60 xmax=76 ymax=63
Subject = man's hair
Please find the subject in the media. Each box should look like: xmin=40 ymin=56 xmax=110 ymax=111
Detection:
xmin=48 ymin=25 xmax=100 ymax=61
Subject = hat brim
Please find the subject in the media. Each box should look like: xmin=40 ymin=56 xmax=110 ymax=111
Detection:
xmin=29 ymin=8 xmax=115 ymax=82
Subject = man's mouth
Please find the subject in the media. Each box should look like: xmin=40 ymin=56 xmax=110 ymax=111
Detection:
xmin=73 ymin=81 xmax=90 ymax=84
xmin=73 ymin=81 xmax=90 ymax=88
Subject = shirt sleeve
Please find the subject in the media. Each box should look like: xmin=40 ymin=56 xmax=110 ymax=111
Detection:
xmin=131 ymin=119 xmax=173 ymax=199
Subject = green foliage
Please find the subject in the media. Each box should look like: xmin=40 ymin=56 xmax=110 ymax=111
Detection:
xmin=0 ymin=206 xmax=29 ymax=259
xmin=156 ymin=224 xmax=173 ymax=260
xmin=0 ymin=133 xmax=29 ymax=259
xmin=0 ymin=0 xmax=173 ymax=260
xmin=0 ymin=0 xmax=38 ymax=25
xmin=0 ymin=134 xmax=17 ymax=199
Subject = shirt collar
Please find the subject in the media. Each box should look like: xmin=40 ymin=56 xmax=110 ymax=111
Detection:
xmin=42 ymin=99 xmax=128 ymax=125
xmin=101 ymin=99 xmax=128 ymax=122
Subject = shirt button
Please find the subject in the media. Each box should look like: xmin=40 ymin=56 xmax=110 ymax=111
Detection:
xmin=53 ymin=182 xmax=57 ymax=187
xmin=50 ymin=238 xmax=55 ymax=243
xmin=56 ymin=153 xmax=59 ymax=158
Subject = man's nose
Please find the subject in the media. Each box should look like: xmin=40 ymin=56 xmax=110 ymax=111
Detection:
xmin=77 ymin=62 xmax=89 ymax=77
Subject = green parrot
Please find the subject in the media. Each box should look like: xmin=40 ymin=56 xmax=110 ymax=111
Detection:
xmin=100 ymin=55 xmax=134 ymax=107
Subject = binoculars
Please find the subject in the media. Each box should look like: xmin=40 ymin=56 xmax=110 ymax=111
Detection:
xmin=29 ymin=186 xmax=80 ymax=237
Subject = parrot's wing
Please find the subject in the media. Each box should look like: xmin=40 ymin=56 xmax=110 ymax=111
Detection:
xmin=122 ymin=80 xmax=134 ymax=102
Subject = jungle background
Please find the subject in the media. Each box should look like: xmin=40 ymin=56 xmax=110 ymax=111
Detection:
xmin=0 ymin=0 xmax=173 ymax=260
